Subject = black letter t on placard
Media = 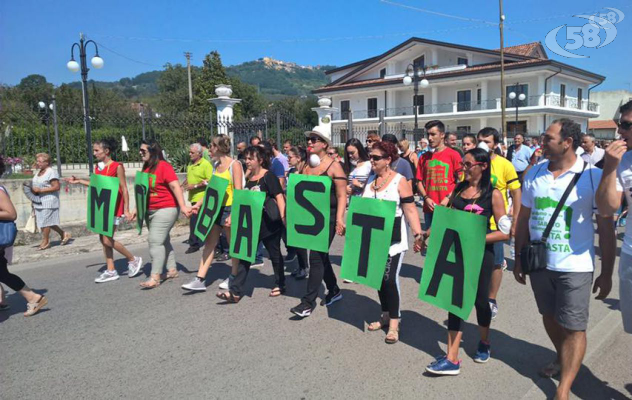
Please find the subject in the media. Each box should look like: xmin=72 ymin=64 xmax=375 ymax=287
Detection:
xmin=425 ymin=229 xmax=465 ymax=308
xmin=352 ymin=213 xmax=385 ymax=277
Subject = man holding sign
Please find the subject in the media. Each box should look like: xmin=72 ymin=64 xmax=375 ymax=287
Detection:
xmin=288 ymin=127 xmax=347 ymax=318
xmin=423 ymin=148 xmax=509 ymax=376
xmin=347 ymin=141 xmax=424 ymax=344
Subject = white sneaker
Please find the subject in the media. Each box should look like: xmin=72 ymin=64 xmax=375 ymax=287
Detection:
xmin=128 ymin=257 xmax=143 ymax=278
xmin=218 ymin=275 xmax=234 ymax=290
xmin=181 ymin=277 xmax=207 ymax=291
xmin=95 ymin=270 xmax=120 ymax=283
xmin=251 ymin=262 xmax=264 ymax=268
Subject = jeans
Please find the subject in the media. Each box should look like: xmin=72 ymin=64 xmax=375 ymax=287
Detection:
xmin=423 ymin=212 xmax=434 ymax=231
xmin=254 ymin=242 xmax=264 ymax=265
xmin=0 ymin=249 xmax=25 ymax=292
xmin=302 ymin=218 xmax=338 ymax=309
xmin=188 ymin=212 xmax=203 ymax=248
xmin=147 ymin=207 xmax=179 ymax=275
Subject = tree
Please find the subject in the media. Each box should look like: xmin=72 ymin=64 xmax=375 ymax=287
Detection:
xmin=191 ymin=51 xmax=229 ymax=116
xmin=230 ymin=77 xmax=266 ymax=119
xmin=17 ymin=74 xmax=54 ymax=111
xmin=157 ymin=63 xmax=192 ymax=114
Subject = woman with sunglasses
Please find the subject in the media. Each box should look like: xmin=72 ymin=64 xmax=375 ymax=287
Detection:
xmin=425 ymin=148 xmax=510 ymax=375
xmin=286 ymin=146 xmax=309 ymax=280
xmin=363 ymin=141 xmax=425 ymax=343
xmin=290 ymin=130 xmax=347 ymax=318
xmin=216 ymin=145 xmax=286 ymax=302
xmin=131 ymin=140 xmax=191 ymax=289
xmin=182 ymin=135 xmax=244 ymax=292
xmin=343 ymin=138 xmax=371 ymax=198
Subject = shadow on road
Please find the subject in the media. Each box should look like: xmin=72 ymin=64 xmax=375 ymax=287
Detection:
xmin=0 ymin=288 xmax=49 ymax=323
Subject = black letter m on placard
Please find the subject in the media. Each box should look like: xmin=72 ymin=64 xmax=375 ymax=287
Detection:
xmin=426 ymin=229 xmax=465 ymax=308
xmin=295 ymin=181 xmax=325 ymax=236
xmin=90 ymin=186 xmax=111 ymax=229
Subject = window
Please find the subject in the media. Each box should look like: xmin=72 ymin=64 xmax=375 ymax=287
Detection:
xmin=413 ymin=94 xmax=425 ymax=114
xmin=367 ymin=98 xmax=378 ymax=118
xmin=413 ymin=55 xmax=425 ymax=68
xmin=457 ymin=90 xmax=472 ymax=112
xmin=457 ymin=57 xmax=468 ymax=66
xmin=560 ymin=84 xmax=566 ymax=107
xmin=506 ymin=84 xmax=529 ymax=107
xmin=507 ymin=121 xmax=527 ymax=135
xmin=577 ymin=88 xmax=583 ymax=109
xmin=457 ymin=126 xmax=471 ymax=133
xmin=340 ymin=100 xmax=350 ymax=120
xmin=477 ymin=88 xmax=482 ymax=106
xmin=379 ymin=68 xmax=386 ymax=78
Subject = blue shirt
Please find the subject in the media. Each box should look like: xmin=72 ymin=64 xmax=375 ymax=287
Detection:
xmin=271 ymin=154 xmax=289 ymax=178
xmin=511 ymin=145 xmax=534 ymax=173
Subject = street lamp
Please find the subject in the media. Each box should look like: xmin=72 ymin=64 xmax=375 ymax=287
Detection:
xmin=67 ymin=32 xmax=104 ymax=173
xmin=38 ymin=98 xmax=62 ymax=176
xmin=403 ymin=63 xmax=429 ymax=136
xmin=37 ymin=100 xmax=52 ymax=156
xmin=508 ymin=83 xmax=526 ymax=137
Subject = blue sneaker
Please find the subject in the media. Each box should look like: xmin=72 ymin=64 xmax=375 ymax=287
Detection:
xmin=474 ymin=341 xmax=491 ymax=363
xmin=429 ymin=354 xmax=447 ymax=366
xmin=425 ymin=357 xmax=461 ymax=376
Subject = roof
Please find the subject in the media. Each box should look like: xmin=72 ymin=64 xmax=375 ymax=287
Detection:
xmin=589 ymin=120 xmax=618 ymax=130
xmin=497 ymin=42 xmax=548 ymax=59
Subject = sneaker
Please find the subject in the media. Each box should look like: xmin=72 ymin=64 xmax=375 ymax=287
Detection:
xmin=290 ymin=302 xmax=313 ymax=318
xmin=218 ymin=275 xmax=234 ymax=290
xmin=294 ymin=268 xmax=307 ymax=280
xmin=215 ymin=252 xmax=230 ymax=262
xmin=343 ymin=279 xmax=354 ymax=284
xmin=501 ymin=259 xmax=508 ymax=271
xmin=474 ymin=341 xmax=491 ymax=363
xmin=24 ymin=295 xmax=48 ymax=317
xmin=429 ymin=355 xmax=447 ymax=366
xmin=185 ymin=246 xmax=200 ymax=254
xmin=128 ymin=256 xmax=143 ymax=278
xmin=490 ymin=301 xmax=498 ymax=320
xmin=0 ymin=303 xmax=10 ymax=311
xmin=182 ymin=277 xmax=207 ymax=291
xmin=95 ymin=270 xmax=120 ymax=283
xmin=284 ymin=252 xmax=297 ymax=263
xmin=290 ymin=266 xmax=300 ymax=277
xmin=425 ymin=357 xmax=461 ymax=376
xmin=321 ymin=287 xmax=342 ymax=306
xmin=251 ymin=262 xmax=264 ymax=268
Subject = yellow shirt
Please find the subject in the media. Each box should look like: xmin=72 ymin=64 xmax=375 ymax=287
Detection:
xmin=490 ymin=155 xmax=521 ymax=230
xmin=187 ymin=158 xmax=213 ymax=203
xmin=213 ymin=160 xmax=238 ymax=207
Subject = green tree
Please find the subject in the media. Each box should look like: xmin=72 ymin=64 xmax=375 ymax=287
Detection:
xmin=17 ymin=74 xmax=54 ymax=111
xmin=191 ymin=51 xmax=229 ymax=116
xmin=157 ymin=63 xmax=192 ymax=114
xmin=230 ymin=77 xmax=266 ymax=119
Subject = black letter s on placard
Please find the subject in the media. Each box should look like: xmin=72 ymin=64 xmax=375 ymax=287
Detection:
xmin=295 ymin=181 xmax=325 ymax=236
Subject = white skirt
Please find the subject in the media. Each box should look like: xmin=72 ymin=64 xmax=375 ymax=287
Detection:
xmin=34 ymin=208 xmax=60 ymax=228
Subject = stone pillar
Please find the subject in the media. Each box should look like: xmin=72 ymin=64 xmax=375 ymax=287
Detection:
xmin=209 ymin=84 xmax=242 ymax=138
xmin=311 ymin=97 xmax=338 ymax=139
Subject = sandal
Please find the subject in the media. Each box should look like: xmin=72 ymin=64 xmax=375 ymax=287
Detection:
xmin=163 ymin=270 xmax=179 ymax=281
xmin=539 ymin=360 xmax=561 ymax=378
xmin=61 ymin=233 xmax=72 ymax=246
xmin=37 ymin=243 xmax=51 ymax=251
xmin=368 ymin=317 xmax=390 ymax=332
xmin=385 ymin=326 xmax=400 ymax=344
xmin=269 ymin=287 xmax=285 ymax=297
xmin=216 ymin=291 xmax=240 ymax=303
xmin=140 ymin=277 xmax=160 ymax=289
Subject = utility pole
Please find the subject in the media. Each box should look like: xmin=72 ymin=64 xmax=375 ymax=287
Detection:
xmin=184 ymin=52 xmax=193 ymax=106
xmin=499 ymin=0 xmax=507 ymax=144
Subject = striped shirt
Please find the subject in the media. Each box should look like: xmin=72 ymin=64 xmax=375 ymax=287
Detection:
xmin=32 ymin=168 xmax=60 ymax=209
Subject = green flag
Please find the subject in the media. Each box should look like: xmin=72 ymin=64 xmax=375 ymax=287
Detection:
xmin=230 ymin=190 xmax=266 ymax=263
xmin=418 ymin=206 xmax=487 ymax=320
xmin=86 ymin=174 xmax=120 ymax=237
xmin=134 ymin=171 xmax=150 ymax=234
xmin=286 ymin=174 xmax=332 ymax=252
xmin=194 ymin=177 xmax=229 ymax=242
xmin=340 ymin=197 xmax=396 ymax=290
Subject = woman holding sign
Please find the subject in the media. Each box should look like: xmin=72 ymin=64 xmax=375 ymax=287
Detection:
xmin=286 ymin=147 xmax=309 ymax=280
xmin=425 ymin=148 xmax=509 ymax=375
xmin=182 ymin=135 xmax=244 ymax=292
xmin=289 ymin=128 xmax=347 ymax=318
xmin=66 ymin=139 xmax=143 ymax=283
xmin=363 ymin=141 xmax=425 ymax=344
xmin=216 ymin=145 xmax=286 ymax=302
xmin=131 ymin=140 xmax=191 ymax=289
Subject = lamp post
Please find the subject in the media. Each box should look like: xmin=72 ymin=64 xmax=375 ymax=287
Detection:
xmin=37 ymin=100 xmax=52 ymax=156
xmin=67 ymin=32 xmax=104 ymax=173
xmin=403 ymin=64 xmax=429 ymax=137
xmin=508 ymin=83 xmax=526 ymax=137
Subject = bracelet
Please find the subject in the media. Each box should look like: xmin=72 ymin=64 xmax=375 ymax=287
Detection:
xmin=422 ymin=195 xmax=428 ymax=201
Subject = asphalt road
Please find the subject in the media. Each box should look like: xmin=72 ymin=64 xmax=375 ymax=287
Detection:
xmin=1 ymin=234 xmax=630 ymax=400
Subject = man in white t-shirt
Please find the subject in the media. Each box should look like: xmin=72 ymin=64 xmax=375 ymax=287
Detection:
xmin=514 ymin=118 xmax=615 ymax=400
xmin=596 ymin=99 xmax=632 ymax=334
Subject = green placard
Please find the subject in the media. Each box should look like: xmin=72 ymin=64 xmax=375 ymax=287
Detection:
xmin=194 ymin=177 xmax=229 ymax=242
xmin=286 ymin=174 xmax=332 ymax=252
xmin=340 ymin=197 xmax=396 ymax=290
xmin=418 ymin=206 xmax=487 ymax=320
xmin=134 ymin=171 xmax=150 ymax=234
xmin=229 ymin=190 xmax=266 ymax=263
xmin=86 ymin=174 xmax=120 ymax=237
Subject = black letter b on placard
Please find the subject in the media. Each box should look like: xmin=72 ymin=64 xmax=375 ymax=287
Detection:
xmin=197 ymin=188 xmax=219 ymax=238
xmin=90 ymin=186 xmax=111 ymax=229
xmin=294 ymin=181 xmax=325 ymax=236
xmin=426 ymin=229 xmax=465 ymax=308
xmin=352 ymin=213 xmax=385 ymax=277
xmin=234 ymin=205 xmax=253 ymax=258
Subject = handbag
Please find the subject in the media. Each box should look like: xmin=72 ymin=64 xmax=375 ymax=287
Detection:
xmin=0 ymin=220 xmax=18 ymax=248
xmin=24 ymin=209 xmax=39 ymax=234
xmin=520 ymin=162 xmax=586 ymax=274
xmin=264 ymin=197 xmax=281 ymax=223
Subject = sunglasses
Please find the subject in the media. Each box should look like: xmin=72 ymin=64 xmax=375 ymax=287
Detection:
xmin=619 ymin=120 xmax=632 ymax=131
xmin=460 ymin=161 xmax=484 ymax=169
xmin=366 ymin=139 xmax=376 ymax=144
xmin=370 ymin=154 xmax=389 ymax=162
xmin=139 ymin=149 xmax=148 ymax=155
xmin=307 ymin=136 xmax=324 ymax=143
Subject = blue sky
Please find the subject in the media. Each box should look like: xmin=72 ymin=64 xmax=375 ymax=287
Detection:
xmin=1 ymin=0 xmax=630 ymax=91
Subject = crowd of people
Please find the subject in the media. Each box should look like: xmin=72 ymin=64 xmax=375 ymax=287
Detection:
xmin=1 ymin=100 xmax=631 ymax=399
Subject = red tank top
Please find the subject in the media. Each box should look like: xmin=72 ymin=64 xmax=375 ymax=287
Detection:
xmin=95 ymin=161 xmax=125 ymax=217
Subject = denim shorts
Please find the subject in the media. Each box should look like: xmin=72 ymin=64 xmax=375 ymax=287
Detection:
xmin=493 ymin=241 xmax=506 ymax=266
xmin=215 ymin=206 xmax=231 ymax=227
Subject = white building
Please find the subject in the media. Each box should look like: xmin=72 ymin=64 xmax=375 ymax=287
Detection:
xmin=588 ymin=90 xmax=632 ymax=139
xmin=313 ymin=38 xmax=604 ymax=145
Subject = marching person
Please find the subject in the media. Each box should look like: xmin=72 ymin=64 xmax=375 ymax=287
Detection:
xmin=363 ymin=141 xmax=424 ymax=344
xmin=30 ymin=153 xmax=71 ymax=250
xmin=216 ymin=145 xmax=286 ymax=302
xmin=181 ymin=143 xmax=213 ymax=254
xmin=181 ymin=135 xmax=244 ymax=292
xmin=131 ymin=139 xmax=191 ymax=289
xmin=462 ymin=134 xmax=477 ymax=152
xmin=0 ymin=157 xmax=48 ymax=316
xmin=343 ymin=138 xmax=371 ymax=198
xmin=66 ymin=138 xmax=143 ymax=283
xmin=514 ymin=119 xmax=615 ymax=400
xmin=286 ymin=146 xmax=309 ymax=279
xmin=290 ymin=127 xmax=347 ymax=318
xmin=425 ymin=148 xmax=510 ymax=375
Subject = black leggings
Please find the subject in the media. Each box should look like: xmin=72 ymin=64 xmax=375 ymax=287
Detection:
xmin=302 ymin=219 xmax=338 ymax=308
xmin=229 ymin=230 xmax=285 ymax=297
xmin=0 ymin=250 xmax=25 ymax=292
xmin=282 ymin=228 xmax=308 ymax=271
xmin=378 ymin=252 xmax=404 ymax=319
xmin=447 ymin=249 xmax=494 ymax=331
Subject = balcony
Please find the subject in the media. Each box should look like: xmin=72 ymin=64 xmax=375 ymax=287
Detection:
xmin=332 ymin=95 xmax=599 ymax=122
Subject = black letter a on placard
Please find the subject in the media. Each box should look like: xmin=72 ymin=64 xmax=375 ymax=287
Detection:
xmin=295 ymin=181 xmax=325 ymax=236
xmin=352 ymin=213 xmax=385 ymax=277
xmin=234 ymin=205 xmax=253 ymax=258
xmin=426 ymin=229 xmax=465 ymax=308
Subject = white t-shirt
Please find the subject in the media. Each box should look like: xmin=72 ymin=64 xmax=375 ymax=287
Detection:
xmin=522 ymin=156 xmax=601 ymax=272
xmin=363 ymin=173 xmax=407 ymax=256
xmin=616 ymin=151 xmax=632 ymax=255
